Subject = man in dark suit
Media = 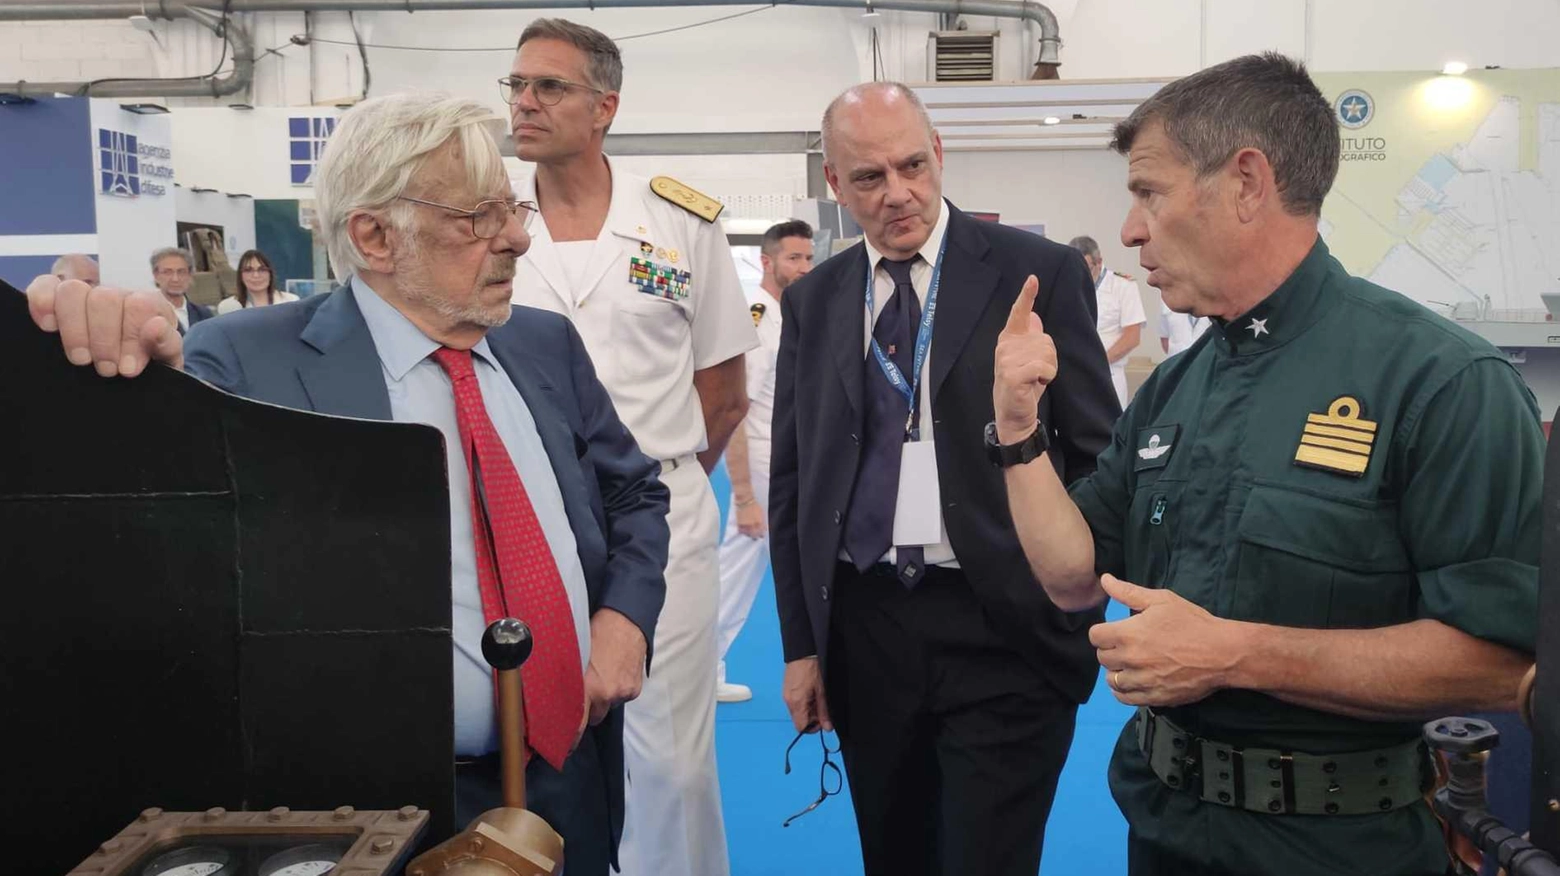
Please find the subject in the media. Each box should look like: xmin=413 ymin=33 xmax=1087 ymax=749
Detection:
xmin=25 ymin=92 xmax=667 ymax=876
xmin=149 ymin=247 xmax=213 ymax=335
xmin=770 ymin=81 xmax=1119 ymax=875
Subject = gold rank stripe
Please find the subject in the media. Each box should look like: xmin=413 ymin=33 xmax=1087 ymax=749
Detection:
xmin=1294 ymin=444 xmax=1370 ymax=475
xmin=1305 ymin=411 xmax=1377 ymax=434
xmin=1298 ymin=432 xmax=1373 ymax=455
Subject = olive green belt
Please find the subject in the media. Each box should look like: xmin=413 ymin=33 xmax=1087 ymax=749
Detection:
xmin=1135 ymin=707 xmax=1434 ymax=816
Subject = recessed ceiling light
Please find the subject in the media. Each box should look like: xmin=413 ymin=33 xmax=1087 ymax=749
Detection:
xmin=1042 ymin=116 xmax=1061 ymax=125
xmin=1442 ymin=61 xmax=1469 ymax=76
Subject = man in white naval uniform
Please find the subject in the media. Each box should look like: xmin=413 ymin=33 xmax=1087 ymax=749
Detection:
xmin=502 ymin=17 xmax=757 ymax=876
xmin=715 ymin=220 xmax=814 ymax=703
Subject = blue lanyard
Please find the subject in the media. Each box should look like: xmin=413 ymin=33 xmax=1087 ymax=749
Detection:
xmin=865 ymin=233 xmax=947 ymax=440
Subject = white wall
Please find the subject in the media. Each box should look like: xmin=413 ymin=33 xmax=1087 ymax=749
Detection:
xmin=5 ymin=0 xmax=1557 ymax=117
xmin=171 ymin=107 xmax=339 ymax=199
xmin=89 ymin=100 xmax=178 ymax=288
xmin=941 ymin=148 xmax=1166 ymax=356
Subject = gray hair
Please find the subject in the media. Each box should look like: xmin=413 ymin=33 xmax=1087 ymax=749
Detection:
xmin=1111 ymin=52 xmax=1339 ymax=216
xmin=1067 ymin=236 xmax=1100 ymax=260
xmin=314 ymin=92 xmax=506 ymax=279
xmin=150 ymin=247 xmax=192 ymax=272
xmin=518 ymin=18 xmax=623 ymax=93
xmin=821 ymin=82 xmax=935 ymax=166
xmin=52 ymin=253 xmax=98 ymax=278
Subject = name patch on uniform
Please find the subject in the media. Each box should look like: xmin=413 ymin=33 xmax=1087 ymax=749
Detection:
xmin=750 ymin=301 xmax=766 ymax=327
xmin=1134 ymin=425 xmax=1180 ymax=472
xmin=1294 ymin=396 xmax=1376 ymax=477
xmin=630 ymin=256 xmax=691 ymax=301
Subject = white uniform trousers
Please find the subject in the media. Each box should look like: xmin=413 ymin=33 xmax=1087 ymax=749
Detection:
xmin=715 ymin=457 xmax=770 ymax=683
xmin=617 ymin=457 xmax=729 ymax=876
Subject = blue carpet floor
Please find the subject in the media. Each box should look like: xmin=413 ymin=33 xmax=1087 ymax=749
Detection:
xmin=709 ymin=465 xmax=1133 ymax=875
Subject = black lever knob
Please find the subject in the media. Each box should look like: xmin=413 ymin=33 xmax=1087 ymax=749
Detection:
xmin=481 ymin=618 xmax=534 ymax=672
xmin=1424 ymin=717 xmax=1501 ymax=756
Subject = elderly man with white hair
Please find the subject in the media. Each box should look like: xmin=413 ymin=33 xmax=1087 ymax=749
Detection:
xmin=24 ymin=91 xmax=671 ymax=876
xmin=51 ymin=254 xmax=99 ymax=288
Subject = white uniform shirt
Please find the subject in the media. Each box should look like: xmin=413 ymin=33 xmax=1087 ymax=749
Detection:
xmin=1159 ymin=297 xmax=1212 ymax=358
xmin=741 ymin=286 xmax=783 ymax=469
xmin=512 ymin=157 xmax=759 ymax=464
xmin=856 ymin=199 xmax=957 ymax=568
xmin=1095 ymin=269 xmax=1148 ymax=370
xmin=1095 ymin=268 xmax=1147 ymax=407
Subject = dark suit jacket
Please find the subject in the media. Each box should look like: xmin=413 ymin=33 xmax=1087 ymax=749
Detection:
xmin=187 ymin=301 xmax=214 ymax=327
xmin=770 ymin=204 xmax=1119 ymax=704
xmin=183 ymin=287 xmax=670 ymax=843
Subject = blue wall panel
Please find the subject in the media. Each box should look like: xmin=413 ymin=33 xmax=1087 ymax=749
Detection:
xmin=0 ymin=97 xmax=95 ymax=236
xmin=0 ymin=255 xmax=66 ymax=290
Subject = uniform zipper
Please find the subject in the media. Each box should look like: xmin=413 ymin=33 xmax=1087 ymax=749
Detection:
xmin=1150 ymin=494 xmax=1168 ymax=526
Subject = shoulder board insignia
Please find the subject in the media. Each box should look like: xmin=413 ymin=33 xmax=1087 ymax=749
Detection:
xmin=750 ymin=301 xmax=766 ymax=327
xmin=1294 ymin=396 xmax=1376 ymax=477
xmin=651 ymin=176 xmax=723 ymax=223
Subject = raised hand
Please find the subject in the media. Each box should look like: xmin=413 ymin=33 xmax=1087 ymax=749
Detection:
xmin=992 ymin=275 xmax=1056 ymax=443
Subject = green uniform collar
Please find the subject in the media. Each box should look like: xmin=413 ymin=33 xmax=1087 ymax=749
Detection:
xmin=1209 ymin=237 xmax=1335 ymax=356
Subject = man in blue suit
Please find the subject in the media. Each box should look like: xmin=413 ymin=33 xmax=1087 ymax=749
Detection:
xmin=25 ymin=92 xmax=669 ymax=876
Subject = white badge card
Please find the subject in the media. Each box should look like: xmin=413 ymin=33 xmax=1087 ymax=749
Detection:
xmin=892 ymin=440 xmax=943 ymax=546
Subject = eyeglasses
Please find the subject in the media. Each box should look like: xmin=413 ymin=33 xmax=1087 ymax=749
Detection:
xmin=240 ymin=266 xmax=270 ymax=274
xmin=154 ymin=268 xmax=191 ymax=278
xmin=498 ymin=75 xmax=604 ymax=107
xmin=396 ymin=196 xmax=538 ymax=239
xmin=782 ymin=724 xmax=842 ymax=827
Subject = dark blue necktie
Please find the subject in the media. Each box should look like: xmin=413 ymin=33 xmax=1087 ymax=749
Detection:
xmin=842 ymin=256 xmax=925 ymax=588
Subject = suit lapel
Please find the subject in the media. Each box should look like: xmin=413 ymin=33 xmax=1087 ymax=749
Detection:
xmin=830 ymin=245 xmax=869 ymax=418
xmin=486 ymin=339 xmax=599 ymax=542
xmin=930 ymin=208 xmax=1001 ymax=400
xmin=296 ymin=289 xmax=394 ymax=420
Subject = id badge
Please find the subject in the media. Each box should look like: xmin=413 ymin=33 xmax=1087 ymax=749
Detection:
xmin=892 ymin=440 xmax=943 ymax=546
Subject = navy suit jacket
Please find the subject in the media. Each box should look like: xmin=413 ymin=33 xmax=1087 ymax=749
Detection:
xmin=183 ymin=287 xmax=670 ymax=845
xmin=771 ymin=204 xmax=1119 ymax=705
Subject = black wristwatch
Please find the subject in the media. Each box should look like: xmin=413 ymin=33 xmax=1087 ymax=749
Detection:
xmin=985 ymin=420 xmax=1050 ymax=468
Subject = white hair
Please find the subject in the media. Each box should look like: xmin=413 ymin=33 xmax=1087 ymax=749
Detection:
xmin=314 ymin=92 xmax=507 ymax=279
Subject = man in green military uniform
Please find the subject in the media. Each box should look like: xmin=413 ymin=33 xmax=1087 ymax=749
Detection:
xmin=988 ymin=53 xmax=1541 ymax=876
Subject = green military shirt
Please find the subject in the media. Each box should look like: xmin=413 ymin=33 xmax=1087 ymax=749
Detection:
xmin=1069 ymin=240 xmax=1543 ymax=876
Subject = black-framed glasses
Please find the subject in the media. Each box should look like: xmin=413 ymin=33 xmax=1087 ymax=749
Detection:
xmin=782 ymin=724 xmax=842 ymax=827
xmin=498 ymin=75 xmax=604 ymax=107
xmin=396 ymin=196 xmax=538 ymax=239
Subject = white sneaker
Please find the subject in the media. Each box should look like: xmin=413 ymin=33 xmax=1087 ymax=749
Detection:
xmin=717 ymin=681 xmax=753 ymax=703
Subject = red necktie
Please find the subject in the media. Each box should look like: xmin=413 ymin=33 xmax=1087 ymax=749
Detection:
xmin=433 ymin=347 xmax=583 ymax=770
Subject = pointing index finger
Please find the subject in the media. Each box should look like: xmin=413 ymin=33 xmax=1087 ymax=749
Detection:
xmin=1005 ymin=275 xmax=1040 ymax=334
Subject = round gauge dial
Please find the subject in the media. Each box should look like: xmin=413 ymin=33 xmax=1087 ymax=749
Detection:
xmin=258 ymin=843 xmax=346 ymax=876
xmin=141 ymin=846 xmax=232 ymax=876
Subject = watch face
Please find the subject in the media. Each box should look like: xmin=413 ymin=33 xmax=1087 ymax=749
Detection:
xmin=259 ymin=843 xmax=346 ymax=876
xmin=141 ymin=847 xmax=232 ymax=876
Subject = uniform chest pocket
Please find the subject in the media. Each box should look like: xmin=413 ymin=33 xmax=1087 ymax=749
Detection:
xmin=1126 ymin=477 xmax=1183 ymax=591
xmin=612 ymin=294 xmax=692 ymax=375
xmin=1229 ymin=483 xmax=1415 ymax=629
xmin=1097 ymin=293 xmax=1122 ymax=334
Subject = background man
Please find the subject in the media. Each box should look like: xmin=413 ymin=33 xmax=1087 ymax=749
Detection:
xmin=715 ymin=218 xmax=814 ymax=704
xmin=1070 ymin=234 xmax=1146 ymax=409
xmin=51 ymin=254 xmax=99 ymax=287
xmin=149 ymin=247 xmax=212 ymax=335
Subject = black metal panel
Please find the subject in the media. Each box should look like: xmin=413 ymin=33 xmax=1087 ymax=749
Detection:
xmin=0 ymin=285 xmax=455 ymax=874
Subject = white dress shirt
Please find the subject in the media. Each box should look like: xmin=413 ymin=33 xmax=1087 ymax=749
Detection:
xmin=854 ymin=199 xmax=957 ymax=568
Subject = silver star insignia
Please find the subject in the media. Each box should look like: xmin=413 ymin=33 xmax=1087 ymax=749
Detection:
xmin=1247 ymin=318 xmax=1270 ymax=338
xmin=1342 ymin=97 xmax=1366 ymax=121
